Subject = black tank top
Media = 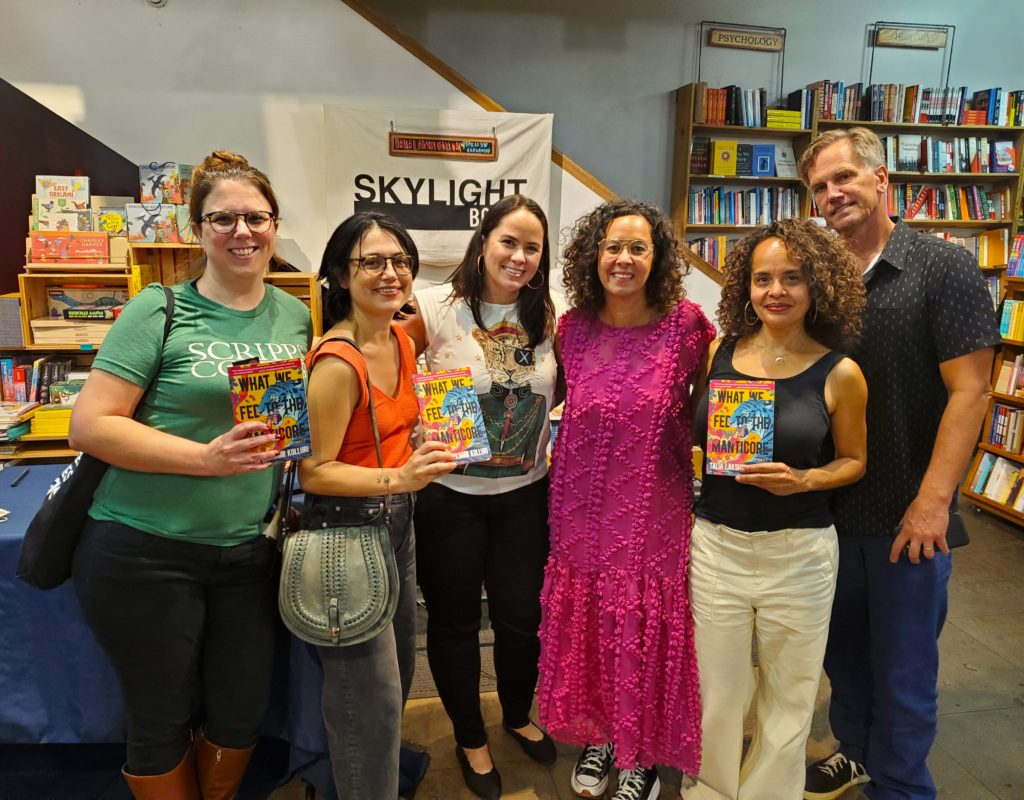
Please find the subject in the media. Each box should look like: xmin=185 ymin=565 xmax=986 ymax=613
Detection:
xmin=694 ymin=338 xmax=845 ymax=532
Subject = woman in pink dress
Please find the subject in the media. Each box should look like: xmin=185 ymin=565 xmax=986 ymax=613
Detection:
xmin=538 ymin=200 xmax=713 ymax=800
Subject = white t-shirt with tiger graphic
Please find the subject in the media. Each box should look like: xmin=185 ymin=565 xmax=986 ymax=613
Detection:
xmin=415 ymin=283 xmax=565 ymax=496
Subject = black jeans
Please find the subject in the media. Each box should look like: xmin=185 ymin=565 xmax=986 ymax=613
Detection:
xmin=415 ymin=477 xmax=550 ymax=748
xmin=306 ymin=491 xmax=417 ymax=800
xmin=73 ymin=519 xmax=278 ymax=775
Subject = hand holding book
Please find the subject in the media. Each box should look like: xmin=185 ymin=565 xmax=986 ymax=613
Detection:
xmin=200 ymin=420 xmax=279 ymax=476
xmin=733 ymin=462 xmax=808 ymax=496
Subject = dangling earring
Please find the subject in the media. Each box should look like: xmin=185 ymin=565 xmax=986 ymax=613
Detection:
xmin=527 ymin=271 xmax=545 ymax=289
xmin=809 ymin=301 xmax=819 ymax=323
xmin=476 ymin=255 xmax=485 ymax=274
xmin=743 ymin=301 xmax=759 ymax=326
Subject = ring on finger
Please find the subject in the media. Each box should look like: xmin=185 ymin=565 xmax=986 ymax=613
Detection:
xmin=923 ymin=545 xmax=934 ymax=551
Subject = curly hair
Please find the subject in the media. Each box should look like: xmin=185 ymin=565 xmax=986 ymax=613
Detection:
xmin=718 ymin=219 xmax=865 ymax=351
xmin=561 ymin=199 xmax=688 ymax=315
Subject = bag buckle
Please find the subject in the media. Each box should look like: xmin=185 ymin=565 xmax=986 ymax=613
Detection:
xmin=328 ymin=597 xmax=340 ymax=639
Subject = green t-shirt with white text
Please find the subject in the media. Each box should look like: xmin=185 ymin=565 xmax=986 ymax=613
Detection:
xmin=88 ymin=281 xmax=312 ymax=546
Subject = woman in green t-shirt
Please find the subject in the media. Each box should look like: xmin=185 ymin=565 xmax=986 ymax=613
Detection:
xmin=70 ymin=151 xmax=311 ymax=798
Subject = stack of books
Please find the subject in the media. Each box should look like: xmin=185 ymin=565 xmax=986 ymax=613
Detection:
xmin=30 ymin=404 xmax=74 ymax=438
xmin=0 ymin=401 xmax=39 ymax=453
xmin=765 ymin=109 xmax=802 ymax=129
xmin=29 ymin=318 xmax=114 ymax=346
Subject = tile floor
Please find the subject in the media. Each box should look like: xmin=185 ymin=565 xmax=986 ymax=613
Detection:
xmin=272 ymin=506 xmax=1024 ymax=799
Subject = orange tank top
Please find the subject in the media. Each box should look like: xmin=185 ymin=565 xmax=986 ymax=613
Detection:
xmin=306 ymin=325 xmax=418 ymax=469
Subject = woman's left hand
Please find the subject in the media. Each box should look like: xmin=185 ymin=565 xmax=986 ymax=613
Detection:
xmin=734 ymin=462 xmax=808 ymax=495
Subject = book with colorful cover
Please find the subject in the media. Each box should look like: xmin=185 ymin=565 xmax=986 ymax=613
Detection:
xmin=126 ymin=203 xmax=180 ymax=243
xmin=30 ymin=231 xmax=109 ymax=262
xmin=412 ymin=368 xmax=491 ymax=465
xmin=35 ymin=176 xmax=90 ymax=209
xmin=96 ymin=206 xmax=128 ymax=236
xmin=705 ymin=379 xmax=775 ymax=476
xmin=227 ymin=358 xmax=310 ymax=463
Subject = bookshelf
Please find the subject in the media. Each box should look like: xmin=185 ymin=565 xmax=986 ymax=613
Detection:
xmin=671 ymin=83 xmax=1024 ymax=281
xmin=965 ymin=275 xmax=1024 ymax=523
xmin=671 ymin=82 xmax=815 ymax=280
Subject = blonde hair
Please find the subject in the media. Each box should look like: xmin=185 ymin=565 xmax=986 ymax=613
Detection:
xmin=799 ymin=127 xmax=885 ymax=185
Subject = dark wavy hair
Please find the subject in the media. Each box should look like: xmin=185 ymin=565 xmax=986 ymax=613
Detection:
xmin=718 ymin=219 xmax=865 ymax=350
xmin=561 ymin=199 xmax=688 ymax=315
xmin=319 ymin=212 xmax=419 ymax=327
xmin=448 ymin=194 xmax=555 ymax=349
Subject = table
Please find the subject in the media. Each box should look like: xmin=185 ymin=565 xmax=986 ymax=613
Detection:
xmin=0 ymin=464 xmax=335 ymax=799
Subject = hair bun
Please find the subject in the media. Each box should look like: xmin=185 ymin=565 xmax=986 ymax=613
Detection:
xmin=201 ymin=150 xmax=250 ymax=172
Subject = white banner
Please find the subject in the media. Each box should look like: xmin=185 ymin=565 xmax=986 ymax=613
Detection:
xmin=324 ymin=105 xmax=553 ymax=275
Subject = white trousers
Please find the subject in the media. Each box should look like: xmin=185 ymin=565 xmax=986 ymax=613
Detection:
xmin=685 ymin=517 xmax=838 ymax=800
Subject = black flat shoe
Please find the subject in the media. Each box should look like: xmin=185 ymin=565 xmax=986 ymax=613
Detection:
xmin=454 ymin=745 xmax=502 ymax=800
xmin=502 ymin=720 xmax=557 ymax=765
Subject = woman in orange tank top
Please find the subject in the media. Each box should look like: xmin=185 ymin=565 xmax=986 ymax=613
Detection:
xmin=299 ymin=212 xmax=456 ymax=799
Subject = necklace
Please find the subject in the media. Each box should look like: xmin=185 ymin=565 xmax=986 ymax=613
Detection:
xmin=751 ymin=339 xmax=798 ymax=366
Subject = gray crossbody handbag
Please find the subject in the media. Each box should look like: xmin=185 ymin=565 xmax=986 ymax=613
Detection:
xmin=278 ymin=337 xmax=400 ymax=646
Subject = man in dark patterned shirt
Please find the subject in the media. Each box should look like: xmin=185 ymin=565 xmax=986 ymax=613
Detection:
xmin=798 ymin=128 xmax=998 ymax=800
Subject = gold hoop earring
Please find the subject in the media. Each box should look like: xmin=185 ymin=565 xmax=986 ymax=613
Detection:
xmin=527 ymin=271 xmax=545 ymax=289
xmin=476 ymin=255 xmax=485 ymax=275
xmin=743 ymin=301 xmax=759 ymax=327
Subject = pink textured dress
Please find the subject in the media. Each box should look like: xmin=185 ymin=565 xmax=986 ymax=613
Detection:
xmin=538 ymin=299 xmax=714 ymax=773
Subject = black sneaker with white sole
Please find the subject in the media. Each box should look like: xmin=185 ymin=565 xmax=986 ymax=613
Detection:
xmin=805 ymin=752 xmax=869 ymax=800
xmin=611 ymin=765 xmax=660 ymax=800
xmin=570 ymin=743 xmax=614 ymax=798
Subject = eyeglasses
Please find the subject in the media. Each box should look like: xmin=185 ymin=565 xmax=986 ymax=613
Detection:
xmin=200 ymin=210 xmax=277 ymax=234
xmin=349 ymin=254 xmax=415 ymax=276
xmin=599 ymin=239 xmax=654 ymax=259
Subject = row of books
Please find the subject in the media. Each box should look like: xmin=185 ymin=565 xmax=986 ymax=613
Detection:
xmin=694 ymin=85 xmax=766 ymax=128
xmin=971 ymin=452 xmax=1024 ymax=512
xmin=999 ymin=299 xmax=1024 ymax=341
xmin=808 ymin=82 xmax=1024 ymax=126
xmin=687 ymin=186 xmax=800 ymax=227
xmin=994 ymin=353 xmax=1024 ymax=396
xmin=0 ymin=355 xmax=83 ymax=404
xmin=930 ymin=229 xmax=1010 ymax=268
xmin=0 ymin=401 xmax=39 ymax=446
xmin=686 ymin=236 xmax=731 ymax=271
xmin=885 ymin=183 xmax=1010 ymax=224
xmin=691 ymin=139 xmax=799 ymax=178
xmin=988 ymin=403 xmax=1024 ymax=455
xmin=1006 ymin=235 xmax=1024 ymax=277
xmin=878 ymin=135 xmax=1015 ymax=174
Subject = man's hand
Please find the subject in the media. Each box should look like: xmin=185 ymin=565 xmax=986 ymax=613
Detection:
xmin=889 ymin=495 xmax=950 ymax=564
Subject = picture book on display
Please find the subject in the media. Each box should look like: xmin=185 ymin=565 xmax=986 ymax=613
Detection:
xmin=412 ymin=368 xmax=491 ymax=465
xmin=227 ymin=358 xmax=311 ymax=463
xmin=705 ymin=379 xmax=775 ymax=476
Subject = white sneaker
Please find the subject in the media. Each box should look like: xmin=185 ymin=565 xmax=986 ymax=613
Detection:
xmin=570 ymin=743 xmax=614 ymax=798
xmin=611 ymin=765 xmax=661 ymax=800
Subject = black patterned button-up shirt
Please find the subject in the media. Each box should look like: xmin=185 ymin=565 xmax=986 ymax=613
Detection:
xmin=832 ymin=219 xmax=1000 ymax=537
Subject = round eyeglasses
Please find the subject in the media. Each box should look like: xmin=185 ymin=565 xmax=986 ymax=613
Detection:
xmin=599 ymin=239 xmax=654 ymax=259
xmin=349 ymin=255 xmax=416 ymax=276
xmin=200 ymin=210 xmax=277 ymax=234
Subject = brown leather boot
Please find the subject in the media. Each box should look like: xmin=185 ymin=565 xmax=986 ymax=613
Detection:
xmin=122 ymin=747 xmax=200 ymax=799
xmin=194 ymin=729 xmax=254 ymax=800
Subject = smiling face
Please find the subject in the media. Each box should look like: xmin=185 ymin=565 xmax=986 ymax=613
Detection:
xmin=194 ymin=178 xmax=277 ymax=281
xmin=597 ymin=214 xmax=654 ymax=303
xmin=480 ymin=207 xmax=545 ymax=305
xmin=749 ymin=237 xmax=812 ymax=329
xmin=807 ymin=138 xmax=888 ymax=237
xmin=343 ymin=225 xmax=413 ymax=317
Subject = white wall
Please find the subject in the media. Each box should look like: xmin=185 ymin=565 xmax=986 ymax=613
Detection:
xmin=1 ymin=0 xmax=710 ymax=311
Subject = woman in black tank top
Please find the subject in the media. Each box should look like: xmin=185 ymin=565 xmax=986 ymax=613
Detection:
xmin=687 ymin=220 xmax=868 ymax=800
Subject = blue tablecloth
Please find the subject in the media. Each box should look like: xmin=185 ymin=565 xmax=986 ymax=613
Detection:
xmin=0 ymin=464 xmax=337 ymax=798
